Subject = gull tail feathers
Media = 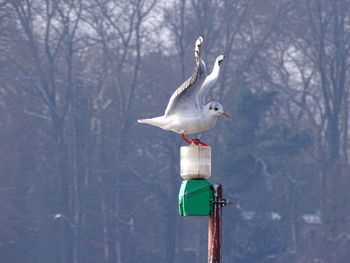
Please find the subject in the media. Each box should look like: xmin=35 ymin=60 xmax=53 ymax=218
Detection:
xmin=137 ymin=116 xmax=168 ymax=129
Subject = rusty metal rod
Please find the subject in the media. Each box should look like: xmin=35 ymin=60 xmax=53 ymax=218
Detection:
xmin=208 ymin=184 xmax=223 ymax=263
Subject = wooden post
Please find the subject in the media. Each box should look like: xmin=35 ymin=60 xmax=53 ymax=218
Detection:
xmin=208 ymin=184 xmax=223 ymax=263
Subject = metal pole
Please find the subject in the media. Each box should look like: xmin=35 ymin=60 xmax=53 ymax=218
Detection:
xmin=208 ymin=184 xmax=223 ymax=263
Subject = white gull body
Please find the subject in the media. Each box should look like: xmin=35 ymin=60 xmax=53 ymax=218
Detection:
xmin=137 ymin=36 xmax=227 ymax=137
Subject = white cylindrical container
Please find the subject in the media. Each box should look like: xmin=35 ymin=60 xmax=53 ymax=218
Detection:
xmin=180 ymin=144 xmax=211 ymax=180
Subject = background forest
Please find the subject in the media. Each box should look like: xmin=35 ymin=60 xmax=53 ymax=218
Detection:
xmin=1 ymin=0 xmax=350 ymax=262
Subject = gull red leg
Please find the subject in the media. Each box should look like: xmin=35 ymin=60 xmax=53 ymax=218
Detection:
xmin=181 ymin=134 xmax=193 ymax=144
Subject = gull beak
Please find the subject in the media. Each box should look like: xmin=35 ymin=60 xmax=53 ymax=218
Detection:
xmin=220 ymin=112 xmax=229 ymax=117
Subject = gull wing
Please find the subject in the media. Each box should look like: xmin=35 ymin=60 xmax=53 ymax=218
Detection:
xmin=164 ymin=60 xmax=206 ymax=116
xmin=197 ymin=55 xmax=224 ymax=105
xmin=164 ymin=36 xmax=207 ymax=117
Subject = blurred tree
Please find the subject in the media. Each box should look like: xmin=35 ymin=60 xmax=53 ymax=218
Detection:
xmin=1 ymin=0 xmax=350 ymax=262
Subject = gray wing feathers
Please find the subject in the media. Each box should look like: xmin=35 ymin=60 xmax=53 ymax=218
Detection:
xmin=164 ymin=36 xmax=207 ymax=116
xmin=164 ymin=61 xmax=206 ymax=116
xmin=198 ymin=55 xmax=224 ymax=105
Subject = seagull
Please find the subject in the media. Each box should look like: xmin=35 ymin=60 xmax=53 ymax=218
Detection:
xmin=138 ymin=36 xmax=228 ymax=146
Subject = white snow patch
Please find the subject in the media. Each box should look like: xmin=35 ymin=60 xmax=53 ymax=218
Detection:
xmin=241 ymin=210 xmax=255 ymax=220
xmin=270 ymin=212 xmax=282 ymax=221
xmin=302 ymin=214 xmax=322 ymax=224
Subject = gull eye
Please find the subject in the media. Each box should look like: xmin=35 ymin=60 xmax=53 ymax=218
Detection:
xmin=214 ymin=107 xmax=218 ymax=111
xmin=209 ymin=106 xmax=212 ymax=110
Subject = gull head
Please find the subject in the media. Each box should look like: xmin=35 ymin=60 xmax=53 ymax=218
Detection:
xmin=206 ymin=101 xmax=229 ymax=118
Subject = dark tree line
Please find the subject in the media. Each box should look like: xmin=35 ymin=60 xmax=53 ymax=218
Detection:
xmin=1 ymin=0 xmax=350 ymax=262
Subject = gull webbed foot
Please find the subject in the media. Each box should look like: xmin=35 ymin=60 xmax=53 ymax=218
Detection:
xmin=180 ymin=134 xmax=208 ymax=146
xmin=192 ymin=138 xmax=208 ymax=146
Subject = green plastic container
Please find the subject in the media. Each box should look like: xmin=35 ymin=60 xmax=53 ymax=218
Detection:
xmin=178 ymin=179 xmax=213 ymax=216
